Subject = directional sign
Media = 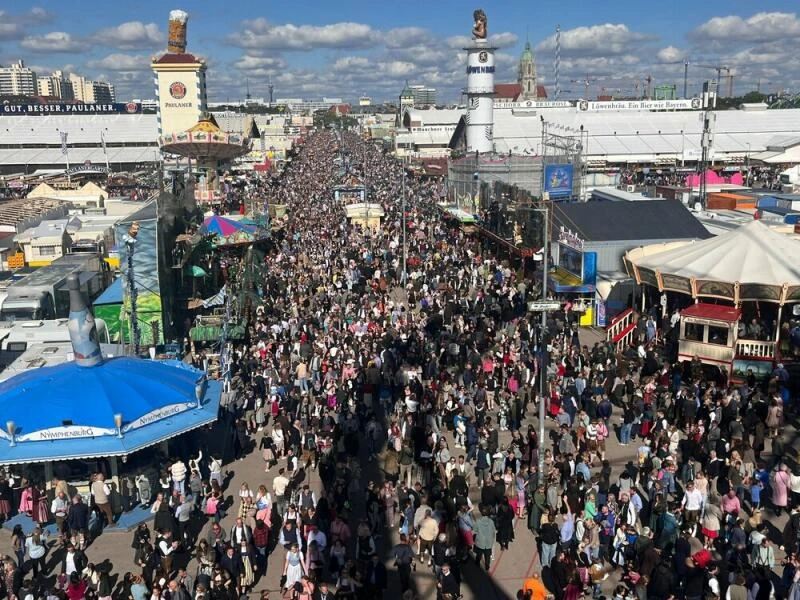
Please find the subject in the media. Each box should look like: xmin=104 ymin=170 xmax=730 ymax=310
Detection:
xmin=528 ymin=301 xmax=561 ymax=312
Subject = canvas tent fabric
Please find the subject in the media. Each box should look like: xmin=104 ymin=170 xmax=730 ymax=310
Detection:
xmin=626 ymin=220 xmax=800 ymax=304
xmin=0 ymin=357 xmax=221 ymax=465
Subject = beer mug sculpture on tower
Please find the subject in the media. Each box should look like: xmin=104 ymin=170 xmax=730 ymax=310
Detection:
xmin=66 ymin=274 xmax=103 ymax=367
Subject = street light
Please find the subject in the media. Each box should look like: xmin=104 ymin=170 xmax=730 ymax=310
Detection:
xmin=517 ymin=203 xmax=550 ymax=480
xmin=401 ymin=168 xmax=407 ymax=284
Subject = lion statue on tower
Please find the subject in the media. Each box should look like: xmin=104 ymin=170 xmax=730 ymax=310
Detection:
xmin=472 ymin=9 xmax=487 ymax=39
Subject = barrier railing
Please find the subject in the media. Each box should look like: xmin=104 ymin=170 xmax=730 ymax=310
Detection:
xmin=735 ymin=338 xmax=776 ymax=360
xmin=606 ymin=308 xmax=636 ymax=352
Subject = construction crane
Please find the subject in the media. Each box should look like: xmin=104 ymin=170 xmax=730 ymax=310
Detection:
xmin=693 ymin=64 xmax=735 ymax=97
xmin=656 ymin=59 xmax=691 ymax=98
xmin=571 ymin=74 xmax=599 ymax=99
xmin=632 ymin=74 xmax=654 ymax=99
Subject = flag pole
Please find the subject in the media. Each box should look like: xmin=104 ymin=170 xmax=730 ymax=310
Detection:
xmin=61 ymin=131 xmax=71 ymax=183
xmin=101 ymin=131 xmax=110 ymax=170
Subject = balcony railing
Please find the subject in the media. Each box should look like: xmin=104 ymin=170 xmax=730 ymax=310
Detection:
xmin=735 ymin=338 xmax=776 ymax=359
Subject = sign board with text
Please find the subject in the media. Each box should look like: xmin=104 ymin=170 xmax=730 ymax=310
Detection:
xmin=578 ymin=98 xmax=701 ymax=112
xmin=0 ymin=102 xmax=141 ymax=116
xmin=528 ymin=301 xmax=562 ymax=312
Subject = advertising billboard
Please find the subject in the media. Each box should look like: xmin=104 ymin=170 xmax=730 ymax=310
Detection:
xmin=544 ymin=164 xmax=574 ymax=198
xmin=560 ymin=244 xmax=583 ymax=278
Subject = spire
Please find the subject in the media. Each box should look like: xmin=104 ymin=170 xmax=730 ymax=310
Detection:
xmin=518 ymin=38 xmax=538 ymax=100
xmin=400 ymin=80 xmax=413 ymax=99
xmin=67 ymin=274 xmax=103 ymax=368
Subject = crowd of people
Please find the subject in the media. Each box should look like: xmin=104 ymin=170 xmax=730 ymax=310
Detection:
xmin=1 ymin=128 xmax=797 ymax=600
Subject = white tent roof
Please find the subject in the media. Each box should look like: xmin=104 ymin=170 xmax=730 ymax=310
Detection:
xmin=627 ymin=220 xmax=800 ymax=303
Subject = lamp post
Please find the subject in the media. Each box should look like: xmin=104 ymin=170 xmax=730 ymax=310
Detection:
xmin=536 ymin=205 xmax=549 ymax=480
xmin=401 ymin=167 xmax=407 ymax=284
xmin=519 ymin=203 xmax=550 ymax=481
xmin=125 ymin=223 xmax=141 ymax=356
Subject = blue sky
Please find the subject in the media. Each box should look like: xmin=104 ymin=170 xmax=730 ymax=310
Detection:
xmin=1 ymin=1 xmax=798 ymax=102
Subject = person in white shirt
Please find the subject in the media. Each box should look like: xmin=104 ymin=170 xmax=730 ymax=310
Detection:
xmin=681 ymin=481 xmax=704 ymax=528
xmin=170 ymin=460 xmax=187 ymax=495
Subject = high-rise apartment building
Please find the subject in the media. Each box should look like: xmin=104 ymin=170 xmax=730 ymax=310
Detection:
xmin=37 ymin=70 xmax=75 ymax=100
xmin=408 ymin=85 xmax=437 ymax=107
xmin=69 ymin=73 xmax=115 ymax=103
xmin=0 ymin=60 xmax=38 ymax=96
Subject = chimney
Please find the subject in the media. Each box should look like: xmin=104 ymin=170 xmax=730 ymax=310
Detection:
xmin=167 ymin=10 xmax=189 ymax=54
xmin=67 ymin=274 xmax=103 ymax=367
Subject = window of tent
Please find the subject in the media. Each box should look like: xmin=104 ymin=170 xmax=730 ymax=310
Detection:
xmin=684 ymin=322 xmax=704 ymax=342
xmin=707 ymin=325 xmax=729 ymax=346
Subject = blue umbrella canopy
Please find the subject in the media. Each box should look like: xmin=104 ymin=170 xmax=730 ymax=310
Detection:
xmin=0 ymin=357 xmax=221 ymax=464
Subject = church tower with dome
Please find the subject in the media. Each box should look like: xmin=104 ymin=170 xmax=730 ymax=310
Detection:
xmin=518 ymin=40 xmax=539 ymax=100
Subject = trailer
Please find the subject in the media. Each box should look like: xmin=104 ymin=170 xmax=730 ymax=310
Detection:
xmin=0 ymin=254 xmax=110 ymax=322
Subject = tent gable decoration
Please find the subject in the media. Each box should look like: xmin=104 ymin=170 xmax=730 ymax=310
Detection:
xmin=626 ymin=220 xmax=800 ymax=304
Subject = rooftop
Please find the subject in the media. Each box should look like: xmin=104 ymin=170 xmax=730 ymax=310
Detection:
xmin=152 ymin=52 xmax=204 ymax=65
xmin=552 ymin=199 xmax=712 ymax=243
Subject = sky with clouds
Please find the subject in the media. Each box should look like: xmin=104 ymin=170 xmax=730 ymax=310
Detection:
xmin=1 ymin=0 xmax=798 ymax=103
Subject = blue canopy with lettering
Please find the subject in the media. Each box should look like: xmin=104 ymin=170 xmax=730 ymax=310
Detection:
xmin=0 ymin=357 xmax=221 ymax=465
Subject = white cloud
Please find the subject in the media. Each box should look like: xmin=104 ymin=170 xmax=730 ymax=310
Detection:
xmin=332 ymin=56 xmax=371 ymax=72
xmin=690 ymin=12 xmax=800 ymax=44
xmin=0 ymin=23 xmax=23 ymax=42
xmin=0 ymin=12 xmax=24 ymax=41
xmin=21 ymin=32 xmax=88 ymax=53
xmin=656 ymin=46 xmax=688 ymax=63
xmin=95 ymin=22 xmax=164 ymax=50
xmin=378 ymin=60 xmax=417 ymax=78
xmin=235 ymin=55 xmax=286 ymax=71
xmin=537 ymin=24 xmax=656 ymax=57
xmin=86 ymin=53 xmax=150 ymax=71
xmin=446 ymin=32 xmax=518 ymax=50
xmin=385 ymin=27 xmax=432 ymax=49
xmin=228 ymin=18 xmax=380 ymax=51
xmin=0 ymin=7 xmax=53 ymax=40
xmin=18 ymin=7 xmax=55 ymax=25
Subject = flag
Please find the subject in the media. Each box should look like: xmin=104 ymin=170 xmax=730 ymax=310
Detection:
xmin=202 ymin=285 xmax=226 ymax=308
xmin=100 ymin=131 xmax=107 ymax=153
xmin=60 ymin=131 xmax=68 ymax=155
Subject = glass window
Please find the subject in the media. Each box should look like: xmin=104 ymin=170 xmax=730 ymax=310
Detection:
xmin=707 ymin=325 xmax=729 ymax=346
xmin=684 ymin=322 xmax=705 ymax=342
xmin=37 ymin=245 xmax=57 ymax=256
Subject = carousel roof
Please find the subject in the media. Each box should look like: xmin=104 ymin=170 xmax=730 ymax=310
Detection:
xmin=626 ymin=220 xmax=800 ymax=304
xmin=0 ymin=357 xmax=221 ymax=465
xmin=159 ymin=114 xmax=251 ymax=160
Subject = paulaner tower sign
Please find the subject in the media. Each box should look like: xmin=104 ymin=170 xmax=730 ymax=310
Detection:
xmin=151 ymin=9 xmax=208 ymax=139
xmin=464 ymin=9 xmax=496 ymax=154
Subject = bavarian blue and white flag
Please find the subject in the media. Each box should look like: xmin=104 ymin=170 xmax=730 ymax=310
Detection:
xmin=202 ymin=285 xmax=226 ymax=308
xmin=60 ymin=131 xmax=68 ymax=155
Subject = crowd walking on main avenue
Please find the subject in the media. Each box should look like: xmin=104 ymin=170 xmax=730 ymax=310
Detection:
xmin=0 ymin=129 xmax=798 ymax=600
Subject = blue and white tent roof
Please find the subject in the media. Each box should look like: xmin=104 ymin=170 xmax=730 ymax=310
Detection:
xmin=0 ymin=357 xmax=221 ymax=465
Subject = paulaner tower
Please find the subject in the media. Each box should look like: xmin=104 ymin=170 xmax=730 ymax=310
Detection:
xmin=464 ymin=9 xmax=495 ymax=154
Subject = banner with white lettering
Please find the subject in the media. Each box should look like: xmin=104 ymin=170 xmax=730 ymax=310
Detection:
xmin=17 ymin=425 xmax=117 ymax=442
xmin=122 ymin=402 xmax=195 ymax=433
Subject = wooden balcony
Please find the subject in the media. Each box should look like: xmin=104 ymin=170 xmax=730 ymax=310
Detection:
xmin=735 ymin=338 xmax=776 ymax=359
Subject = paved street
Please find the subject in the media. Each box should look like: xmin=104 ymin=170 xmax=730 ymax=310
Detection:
xmin=0 ymin=326 xmax=682 ymax=600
